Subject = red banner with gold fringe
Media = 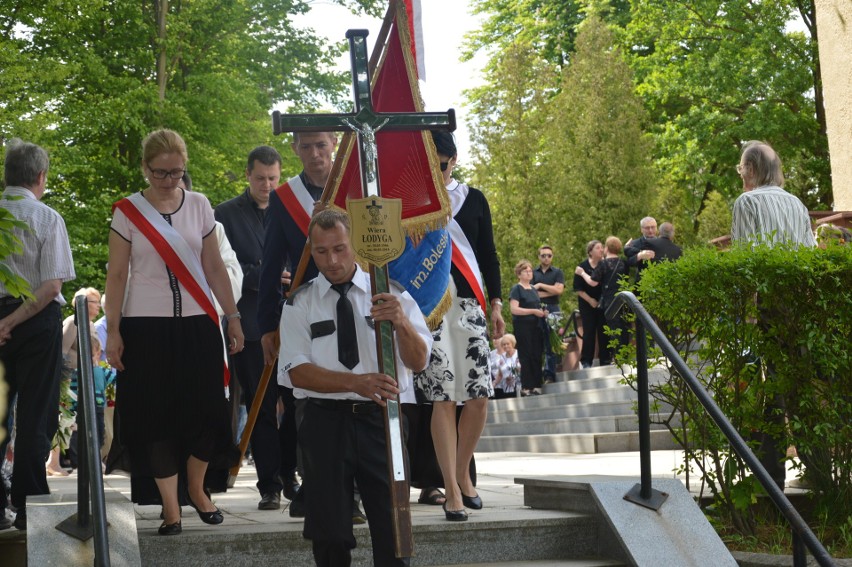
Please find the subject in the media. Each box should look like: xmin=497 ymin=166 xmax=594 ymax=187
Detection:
xmin=326 ymin=0 xmax=449 ymax=240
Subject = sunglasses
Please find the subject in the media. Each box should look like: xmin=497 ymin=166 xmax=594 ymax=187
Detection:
xmin=440 ymin=161 xmax=450 ymax=172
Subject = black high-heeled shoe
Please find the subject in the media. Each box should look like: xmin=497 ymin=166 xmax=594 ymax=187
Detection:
xmin=187 ymin=495 xmax=223 ymax=525
xmin=461 ymin=492 xmax=483 ymax=510
xmin=158 ymin=520 xmax=182 ymax=536
xmin=442 ymin=502 xmax=468 ymax=522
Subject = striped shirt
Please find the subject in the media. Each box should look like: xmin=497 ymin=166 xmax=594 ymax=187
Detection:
xmin=731 ymin=185 xmax=816 ymax=248
xmin=0 ymin=186 xmax=76 ymax=304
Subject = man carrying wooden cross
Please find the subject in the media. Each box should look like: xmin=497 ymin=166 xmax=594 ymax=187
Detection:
xmin=280 ymin=209 xmax=431 ymax=567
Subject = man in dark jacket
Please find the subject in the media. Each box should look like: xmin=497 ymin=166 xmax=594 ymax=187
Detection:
xmin=216 ymin=145 xmax=299 ymax=510
xmin=642 ymin=222 xmax=682 ymax=263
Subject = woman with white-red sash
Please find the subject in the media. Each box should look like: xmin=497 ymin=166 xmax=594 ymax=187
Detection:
xmin=104 ymin=129 xmax=243 ymax=536
xmin=413 ymin=131 xmax=505 ymax=522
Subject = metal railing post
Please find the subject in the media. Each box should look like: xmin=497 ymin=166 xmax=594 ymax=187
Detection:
xmin=619 ymin=308 xmax=667 ymax=510
xmin=56 ymin=296 xmax=111 ymax=566
xmin=635 ymin=319 xmax=651 ymax=498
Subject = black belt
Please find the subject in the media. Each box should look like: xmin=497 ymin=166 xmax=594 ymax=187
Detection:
xmin=309 ymin=398 xmax=380 ymax=414
xmin=0 ymin=296 xmax=23 ymax=308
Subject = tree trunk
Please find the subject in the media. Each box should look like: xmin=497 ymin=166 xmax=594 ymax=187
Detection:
xmin=157 ymin=0 xmax=168 ymax=101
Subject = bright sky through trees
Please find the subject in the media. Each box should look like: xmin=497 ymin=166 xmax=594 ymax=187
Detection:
xmin=292 ymin=0 xmax=487 ymax=158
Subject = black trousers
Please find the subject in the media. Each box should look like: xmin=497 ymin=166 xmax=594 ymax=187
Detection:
xmin=514 ymin=318 xmax=543 ymax=390
xmin=232 ymin=339 xmax=284 ymax=495
xmin=0 ymin=301 xmax=62 ymax=511
xmin=579 ymin=303 xmax=608 ymax=366
xmin=301 ymin=399 xmax=409 ymax=567
xmin=278 ymin=384 xmax=298 ymax=477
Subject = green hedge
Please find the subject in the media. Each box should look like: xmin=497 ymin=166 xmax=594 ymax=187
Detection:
xmin=628 ymin=242 xmax=852 ymax=534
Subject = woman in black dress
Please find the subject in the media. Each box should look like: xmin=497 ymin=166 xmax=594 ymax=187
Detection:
xmin=509 ymin=259 xmax=547 ymax=396
xmin=574 ymin=236 xmax=630 ymax=359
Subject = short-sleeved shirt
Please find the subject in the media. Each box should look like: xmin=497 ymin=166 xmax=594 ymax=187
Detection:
xmin=110 ymin=189 xmax=216 ymax=317
xmin=0 ymin=186 xmax=75 ymax=303
xmin=573 ymin=258 xmax=602 ymax=306
xmin=532 ymin=265 xmax=564 ymax=306
xmin=509 ymin=283 xmax=542 ymax=324
xmin=731 ymin=185 xmax=816 ymax=247
xmin=279 ymin=265 xmax=433 ymax=404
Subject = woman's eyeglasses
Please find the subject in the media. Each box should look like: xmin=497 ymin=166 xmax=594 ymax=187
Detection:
xmin=149 ymin=168 xmax=186 ymax=180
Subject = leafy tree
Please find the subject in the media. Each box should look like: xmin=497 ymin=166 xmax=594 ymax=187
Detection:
xmin=466 ymin=0 xmax=630 ymax=68
xmin=465 ymin=0 xmax=829 ymax=247
xmin=541 ymin=14 xmax=657 ymax=260
xmin=0 ymin=0 xmax=381 ymax=292
xmin=623 ymin=0 xmax=829 ymax=223
xmin=695 ymin=190 xmax=732 ymax=245
xmin=467 ymin=41 xmax=560 ymax=294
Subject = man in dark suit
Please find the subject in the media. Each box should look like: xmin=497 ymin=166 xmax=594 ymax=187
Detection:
xmin=624 ymin=216 xmax=658 ymax=282
xmin=215 ymin=145 xmax=299 ymax=510
xmin=642 ymin=222 xmax=682 ymax=263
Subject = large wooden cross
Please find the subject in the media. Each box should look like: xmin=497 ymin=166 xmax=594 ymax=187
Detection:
xmin=273 ymin=28 xmax=454 ymax=558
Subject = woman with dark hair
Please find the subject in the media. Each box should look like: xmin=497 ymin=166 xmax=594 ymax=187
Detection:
xmin=104 ymin=129 xmax=243 ymax=535
xmin=413 ymin=130 xmax=504 ymax=522
xmin=573 ymin=240 xmax=608 ymax=368
xmin=574 ymin=236 xmax=630 ymax=358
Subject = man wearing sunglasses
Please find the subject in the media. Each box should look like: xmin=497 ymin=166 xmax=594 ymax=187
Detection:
xmin=533 ymin=245 xmax=565 ymax=384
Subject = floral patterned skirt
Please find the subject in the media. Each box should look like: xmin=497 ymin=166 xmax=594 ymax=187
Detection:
xmin=414 ymin=284 xmax=493 ymax=403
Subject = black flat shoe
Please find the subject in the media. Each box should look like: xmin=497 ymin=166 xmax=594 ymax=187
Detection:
xmin=188 ymin=496 xmax=223 ymax=525
xmin=158 ymin=520 xmax=182 ymax=536
xmin=461 ymin=492 xmax=483 ymax=510
xmin=442 ymin=502 xmax=468 ymax=522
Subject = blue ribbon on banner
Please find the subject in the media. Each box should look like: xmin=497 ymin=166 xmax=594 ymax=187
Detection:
xmin=388 ymin=228 xmax=451 ymax=324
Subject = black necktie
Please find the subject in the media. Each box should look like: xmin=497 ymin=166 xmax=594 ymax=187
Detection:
xmin=331 ymin=282 xmax=359 ymax=370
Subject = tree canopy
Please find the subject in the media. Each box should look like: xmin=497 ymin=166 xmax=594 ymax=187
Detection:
xmin=469 ymin=11 xmax=657 ymax=289
xmin=465 ymin=0 xmax=828 ymax=267
xmin=0 ymin=0 xmax=381 ymax=292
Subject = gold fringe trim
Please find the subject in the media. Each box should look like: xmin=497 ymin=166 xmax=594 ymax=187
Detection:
xmin=425 ymin=287 xmax=453 ymax=331
xmin=326 ymin=0 xmax=451 ymax=242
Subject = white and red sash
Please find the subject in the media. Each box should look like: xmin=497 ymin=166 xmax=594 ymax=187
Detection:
xmin=447 ymin=181 xmax=487 ymax=317
xmin=113 ymin=192 xmax=231 ymax=392
xmin=274 ymin=176 xmax=314 ymax=237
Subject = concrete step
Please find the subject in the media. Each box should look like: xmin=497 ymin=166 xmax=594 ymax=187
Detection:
xmin=490 ymin=387 xmax=640 ymax=409
xmin=550 ymin=366 xmax=668 ymax=392
xmin=483 ymin=414 xmax=677 ymax=437
xmin=135 ymin=510 xmax=620 ymax=566
xmin=476 ymin=429 xmax=680 ymax=454
xmin=517 ymin=476 xmax=738 ymax=567
xmin=543 ymin=376 xmax=626 ymax=393
xmin=456 ymin=560 xmax=626 ymax=566
xmin=481 ymin=362 xmax=679 ymax=455
xmin=488 ymin=397 xmax=675 ymax=424
xmin=556 ymin=365 xmax=630 ymax=381
xmin=489 ymin=399 xmax=641 ymax=423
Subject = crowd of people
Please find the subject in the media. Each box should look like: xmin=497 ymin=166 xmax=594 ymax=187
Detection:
xmin=0 ymin=133 xmax=820 ymax=566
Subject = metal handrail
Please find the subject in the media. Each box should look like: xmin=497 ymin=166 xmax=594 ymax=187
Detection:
xmin=55 ymin=296 xmax=111 ymax=566
xmin=607 ymin=291 xmax=835 ymax=567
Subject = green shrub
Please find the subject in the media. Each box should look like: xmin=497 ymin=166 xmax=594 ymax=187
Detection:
xmin=623 ymin=243 xmax=852 ymax=535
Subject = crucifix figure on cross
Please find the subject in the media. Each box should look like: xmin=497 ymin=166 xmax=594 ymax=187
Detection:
xmin=272 ymin=27 xmax=455 ymax=560
xmin=273 ymin=29 xmax=455 ymax=198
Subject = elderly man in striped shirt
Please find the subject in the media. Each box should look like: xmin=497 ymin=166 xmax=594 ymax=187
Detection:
xmin=0 ymin=139 xmax=76 ymax=531
xmin=732 ymin=140 xmax=816 ymax=247
xmin=731 ymin=140 xmax=816 ymax=490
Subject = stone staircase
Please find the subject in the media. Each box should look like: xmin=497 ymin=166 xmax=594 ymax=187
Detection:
xmin=479 ymin=365 xmax=680 ymax=454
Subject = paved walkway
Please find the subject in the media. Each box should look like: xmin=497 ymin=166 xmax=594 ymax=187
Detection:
xmin=40 ymin=450 xmax=693 ymax=536
xmin=8 ymin=449 xmax=822 ymax=567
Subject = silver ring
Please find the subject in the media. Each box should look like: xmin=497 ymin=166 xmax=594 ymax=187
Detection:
xmin=374 ymin=392 xmax=381 ymax=399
